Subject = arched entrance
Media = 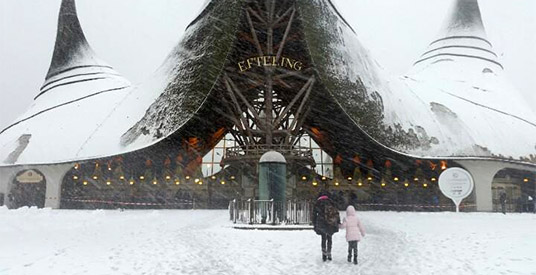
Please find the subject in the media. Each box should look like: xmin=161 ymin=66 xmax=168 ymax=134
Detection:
xmin=492 ymin=168 xmax=535 ymax=213
xmin=10 ymin=169 xmax=46 ymax=208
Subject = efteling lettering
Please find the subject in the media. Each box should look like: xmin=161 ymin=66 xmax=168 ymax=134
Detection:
xmin=238 ymin=56 xmax=303 ymax=72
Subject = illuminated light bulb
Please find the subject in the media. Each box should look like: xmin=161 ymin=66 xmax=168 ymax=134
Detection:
xmin=194 ymin=178 xmax=200 ymax=183
xmin=73 ymin=175 xmax=79 ymax=180
xmin=106 ymin=181 xmax=111 ymax=185
xmin=404 ymin=183 xmax=409 ymax=187
xmin=423 ymin=183 xmax=428 ymax=188
xmin=166 ymin=176 xmax=171 ymax=180
xmin=301 ymin=176 xmax=307 ymax=181
xmin=347 ymin=177 xmax=352 ymax=181
xmin=120 ymin=176 xmax=125 ymax=180
xmin=129 ymin=181 xmax=135 ymax=185
xmin=230 ymin=176 xmax=236 ymax=180
xmin=523 ymin=178 xmax=529 ymax=183
xmin=153 ymin=181 xmax=158 ymax=185
xmin=74 ymin=164 xmax=79 ymax=170
xmin=83 ymin=181 xmax=88 ymax=185
xmin=414 ymin=177 xmax=419 ymax=182
xmin=211 ymin=175 xmax=216 ymax=180
xmin=367 ymin=176 xmax=372 ymax=181
xmin=92 ymin=176 xmax=98 ymax=180
xmin=185 ymin=176 xmax=191 ymax=180
xmin=321 ymin=176 xmax=327 ymax=181
xmin=174 ymin=180 xmax=180 ymax=185
xmin=431 ymin=177 xmax=436 ymax=182
xmin=108 ymin=167 xmax=112 ymax=171
xmin=312 ymin=182 xmax=318 ymax=186
xmin=381 ymin=183 xmax=386 ymax=187
xmin=358 ymin=182 xmax=363 ymax=186
xmin=334 ymin=182 xmax=339 ymax=186
xmin=198 ymin=181 xmax=203 ymax=185
xmin=393 ymin=177 xmax=399 ymax=182
xmin=220 ymin=181 xmax=226 ymax=185
xmin=139 ymin=176 xmax=145 ymax=180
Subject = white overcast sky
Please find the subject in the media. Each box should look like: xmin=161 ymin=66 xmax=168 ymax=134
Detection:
xmin=0 ymin=0 xmax=534 ymax=131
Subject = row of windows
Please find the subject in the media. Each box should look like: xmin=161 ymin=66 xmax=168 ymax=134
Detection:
xmin=201 ymin=133 xmax=333 ymax=177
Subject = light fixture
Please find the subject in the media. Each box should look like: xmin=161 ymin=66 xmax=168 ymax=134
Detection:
xmin=334 ymin=182 xmax=339 ymax=186
xmin=423 ymin=183 xmax=428 ymax=188
xmin=166 ymin=175 xmax=171 ymax=180
xmin=414 ymin=177 xmax=419 ymax=182
xmin=440 ymin=161 xmax=447 ymax=170
xmin=153 ymin=180 xmax=158 ymax=185
xmin=220 ymin=181 xmax=226 ymax=185
xmin=312 ymin=181 xmax=318 ymax=186
xmin=120 ymin=176 xmax=125 ymax=180
xmin=431 ymin=177 xmax=436 ymax=182
xmin=230 ymin=175 xmax=236 ymax=180
xmin=404 ymin=183 xmax=409 ymax=187
xmin=92 ymin=175 xmax=98 ymax=180
xmin=73 ymin=175 xmax=79 ymax=180
xmin=358 ymin=182 xmax=363 ymax=186
xmin=185 ymin=175 xmax=191 ymax=180
xmin=381 ymin=183 xmax=386 ymax=187
xmin=367 ymin=176 xmax=372 ymax=181
xmin=129 ymin=181 xmax=135 ymax=185
xmin=301 ymin=176 xmax=307 ymax=181
xmin=106 ymin=181 xmax=111 ymax=185
xmin=198 ymin=181 xmax=203 ymax=185
xmin=523 ymin=178 xmax=529 ymax=183
xmin=83 ymin=181 xmax=88 ymax=186
xmin=194 ymin=178 xmax=200 ymax=183
xmin=139 ymin=176 xmax=145 ymax=180
xmin=347 ymin=176 xmax=352 ymax=181
xmin=174 ymin=180 xmax=180 ymax=185
xmin=393 ymin=177 xmax=399 ymax=182
xmin=211 ymin=175 xmax=217 ymax=180
xmin=321 ymin=176 xmax=327 ymax=181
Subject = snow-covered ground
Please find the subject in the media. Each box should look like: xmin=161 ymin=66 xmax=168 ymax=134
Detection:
xmin=0 ymin=208 xmax=535 ymax=275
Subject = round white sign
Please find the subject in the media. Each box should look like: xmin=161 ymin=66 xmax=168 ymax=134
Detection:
xmin=438 ymin=167 xmax=474 ymax=212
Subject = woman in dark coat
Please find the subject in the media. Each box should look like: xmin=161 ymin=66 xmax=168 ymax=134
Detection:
xmin=312 ymin=191 xmax=340 ymax=261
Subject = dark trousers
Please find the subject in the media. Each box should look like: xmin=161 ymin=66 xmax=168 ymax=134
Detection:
xmin=348 ymin=241 xmax=358 ymax=258
xmin=321 ymin=233 xmax=332 ymax=254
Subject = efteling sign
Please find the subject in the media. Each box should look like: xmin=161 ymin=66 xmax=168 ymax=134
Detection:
xmin=438 ymin=167 xmax=474 ymax=212
xmin=237 ymin=55 xmax=303 ymax=72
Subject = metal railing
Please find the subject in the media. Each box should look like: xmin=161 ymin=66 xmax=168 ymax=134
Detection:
xmin=224 ymin=145 xmax=313 ymax=160
xmin=229 ymin=199 xmax=312 ymax=225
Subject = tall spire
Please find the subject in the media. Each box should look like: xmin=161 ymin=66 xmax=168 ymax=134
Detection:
xmin=45 ymin=0 xmax=109 ymax=80
xmin=413 ymin=0 xmax=502 ymax=71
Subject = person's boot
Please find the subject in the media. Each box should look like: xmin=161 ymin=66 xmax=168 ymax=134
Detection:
xmin=322 ymin=250 xmax=327 ymax=262
xmin=353 ymin=254 xmax=358 ymax=265
xmin=327 ymin=252 xmax=332 ymax=261
xmin=347 ymin=253 xmax=352 ymax=262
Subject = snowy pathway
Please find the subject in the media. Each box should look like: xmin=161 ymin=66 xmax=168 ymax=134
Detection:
xmin=0 ymin=208 xmax=535 ymax=274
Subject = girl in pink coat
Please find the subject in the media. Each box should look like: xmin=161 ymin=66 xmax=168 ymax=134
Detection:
xmin=339 ymin=205 xmax=365 ymax=264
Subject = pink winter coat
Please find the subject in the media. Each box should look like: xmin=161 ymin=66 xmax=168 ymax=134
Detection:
xmin=339 ymin=205 xmax=365 ymax=242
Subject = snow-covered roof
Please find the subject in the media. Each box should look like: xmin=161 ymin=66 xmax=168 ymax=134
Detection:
xmin=1 ymin=0 xmax=535 ymax=167
xmin=298 ymin=0 xmax=536 ymax=164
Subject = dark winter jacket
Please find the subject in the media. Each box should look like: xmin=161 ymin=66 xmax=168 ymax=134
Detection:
xmin=312 ymin=195 xmax=340 ymax=235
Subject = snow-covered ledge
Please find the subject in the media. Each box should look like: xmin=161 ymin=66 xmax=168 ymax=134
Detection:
xmin=458 ymin=160 xmax=536 ymax=212
xmin=37 ymin=163 xmax=73 ymax=209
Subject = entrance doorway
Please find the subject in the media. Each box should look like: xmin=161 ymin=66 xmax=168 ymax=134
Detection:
xmin=10 ymin=169 xmax=46 ymax=208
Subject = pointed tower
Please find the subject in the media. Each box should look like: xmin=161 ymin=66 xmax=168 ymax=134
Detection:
xmin=45 ymin=0 xmax=107 ymax=79
xmin=413 ymin=0 xmax=502 ymax=73
xmin=36 ymin=0 xmax=130 ymax=101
